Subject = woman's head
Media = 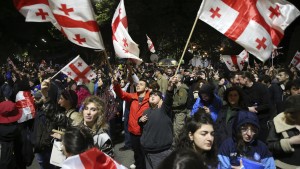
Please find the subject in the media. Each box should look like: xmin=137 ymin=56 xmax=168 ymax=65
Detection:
xmin=62 ymin=127 xmax=94 ymax=158
xmin=188 ymin=111 xmax=214 ymax=152
xmin=223 ymin=86 xmax=244 ymax=107
xmin=58 ymin=90 xmax=78 ymax=110
xmin=157 ymin=149 xmax=207 ymax=169
xmin=81 ymin=95 xmax=108 ymax=131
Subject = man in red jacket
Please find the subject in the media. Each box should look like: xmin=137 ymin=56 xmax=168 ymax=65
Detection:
xmin=113 ymin=78 xmax=150 ymax=169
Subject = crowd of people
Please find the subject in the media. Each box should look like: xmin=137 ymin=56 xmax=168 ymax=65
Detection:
xmin=1 ymin=58 xmax=300 ymax=169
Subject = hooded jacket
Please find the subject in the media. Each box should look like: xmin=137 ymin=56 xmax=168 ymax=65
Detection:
xmin=218 ymin=110 xmax=275 ymax=169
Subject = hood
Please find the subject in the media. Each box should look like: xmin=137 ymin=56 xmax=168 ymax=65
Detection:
xmin=233 ymin=110 xmax=260 ymax=137
xmin=0 ymin=101 xmax=22 ymax=124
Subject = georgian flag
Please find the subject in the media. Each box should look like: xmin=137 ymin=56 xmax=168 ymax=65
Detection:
xmin=60 ymin=55 xmax=96 ymax=82
xmin=198 ymin=0 xmax=300 ymax=62
xmin=13 ymin=0 xmax=105 ymax=50
xmin=146 ymin=34 xmax=155 ymax=53
xmin=61 ymin=148 xmax=127 ymax=169
xmin=111 ymin=0 xmax=142 ymax=65
xmin=15 ymin=91 xmax=36 ymax=123
xmin=291 ymin=51 xmax=300 ymax=70
xmin=222 ymin=50 xmax=249 ymax=71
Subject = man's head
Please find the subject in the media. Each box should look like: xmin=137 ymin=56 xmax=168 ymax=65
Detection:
xmin=286 ymin=79 xmax=300 ymax=96
xmin=238 ymin=71 xmax=255 ymax=87
xmin=136 ymin=79 xmax=149 ymax=93
xmin=276 ymin=69 xmax=292 ymax=84
xmin=166 ymin=68 xmax=174 ymax=77
xmin=154 ymin=68 xmax=164 ymax=77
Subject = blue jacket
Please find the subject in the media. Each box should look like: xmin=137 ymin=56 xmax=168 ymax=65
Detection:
xmin=191 ymin=93 xmax=222 ymax=122
xmin=218 ymin=110 xmax=275 ymax=168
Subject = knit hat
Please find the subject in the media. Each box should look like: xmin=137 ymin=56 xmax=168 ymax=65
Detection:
xmin=284 ymin=95 xmax=300 ymax=113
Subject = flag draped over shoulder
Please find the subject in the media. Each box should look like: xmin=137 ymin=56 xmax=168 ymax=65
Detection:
xmin=146 ymin=34 xmax=155 ymax=53
xmin=15 ymin=91 xmax=36 ymax=123
xmin=13 ymin=0 xmax=105 ymax=50
xmin=60 ymin=56 xmax=96 ymax=82
xmin=111 ymin=0 xmax=142 ymax=65
xmin=198 ymin=0 xmax=300 ymax=62
xmin=61 ymin=147 xmax=127 ymax=169
xmin=222 ymin=50 xmax=249 ymax=71
xmin=291 ymin=51 xmax=300 ymax=70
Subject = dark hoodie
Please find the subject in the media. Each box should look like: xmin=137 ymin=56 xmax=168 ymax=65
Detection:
xmin=218 ymin=110 xmax=275 ymax=168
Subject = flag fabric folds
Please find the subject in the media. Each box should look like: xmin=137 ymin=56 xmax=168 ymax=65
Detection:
xmin=291 ymin=51 xmax=300 ymax=70
xmin=222 ymin=50 xmax=249 ymax=71
xmin=60 ymin=56 xmax=96 ymax=82
xmin=111 ymin=0 xmax=142 ymax=65
xmin=146 ymin=34 xmax=155 ymax=53
xmin=15 ymin=91 xmax=36 ymax=123
xmin=13 ymin=0 xmax=105 ymax=50
xmin=61 ymin=147 xmax=127 ymax=169
xmin=198 ymin=0 xmax=300 ymax=62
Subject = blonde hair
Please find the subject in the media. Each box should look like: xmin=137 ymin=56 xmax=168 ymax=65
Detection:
xmin=81 ymin=95 xmax=109 ymax=132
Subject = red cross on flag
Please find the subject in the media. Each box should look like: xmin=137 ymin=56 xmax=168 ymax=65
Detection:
xmin=222 ymin=50 xmax=249 ymax=71
xmin=146 ymin=34 xmax=156 ymax=53
xmin=291 ymin=51 xmax=300 ymax=70
xmin=111 ymin=0 xmax=142 ymax=65
xmin=198 ymin=0 xmax=299 ymax=62
xmin=13 ymin=0 xmax=105 ymax=50
xmin=60 ymin=56 xmax=96 ymax=82
xmin=15 ymin=91 xmax=36 ymax=123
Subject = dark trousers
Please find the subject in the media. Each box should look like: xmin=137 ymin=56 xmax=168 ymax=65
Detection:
xmin=124 ymin=109 xmax=131 ymax=148
xmin=130 ymin=133 xmax=145 ymax=169
xmin=145 ymin=149 xmax=172 ymax=169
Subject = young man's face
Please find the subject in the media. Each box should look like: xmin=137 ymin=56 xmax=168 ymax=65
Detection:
xmin=149 ymin=93 xmax=162 ymax=105
xmin=276 ymin=72 xmax=289 ymax=84
xmin=136 ymin=81 xmax=148 ymax=93
xmin=290 ymin=86 xmax=300 ymax=96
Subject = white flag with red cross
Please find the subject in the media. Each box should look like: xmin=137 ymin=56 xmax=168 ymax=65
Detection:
xmin=222 ymin=50 xmax=249 ymax=71
xmin=111 ymin=0 xmax=142 ymax=65
xmin=15 ymin=91 xmax=36 ymax=123
xmin=61 ymin=147 xmax=127 ymax=169
xmin=291 ymin=51 xmax=300 ymax=70
xmin=198 ymin=0 xmax=300 ymax=62
xmin=60 ymin=56 xmax=96 ymax=82
xmin=146 ymin=34 xmax=155 ymax=53
xmin=13 ymin=0 xmax=105 ymax=50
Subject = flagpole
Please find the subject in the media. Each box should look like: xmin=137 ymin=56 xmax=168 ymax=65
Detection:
xmin=174 ymin=9 xmax=201 ymax=75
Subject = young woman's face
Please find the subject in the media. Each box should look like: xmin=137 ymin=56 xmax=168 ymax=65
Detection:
xmin=227 ymin=90 xmax=240 ymax=106
xmin=83 ymin=102 xmax=99 ymax=124
xmin=240 ymin=124 xmax=258 ymax=142
xmin=189 ymin=124 xmax=214 ymax=151
xmin=58 ymin=95 xmax=70 ymax=109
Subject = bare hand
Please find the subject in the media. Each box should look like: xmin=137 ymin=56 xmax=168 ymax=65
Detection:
xmin=51 ymin=133 xmax=62 ymax=139
xmin=139 ymin=115 xmax=148 ymax=123
xmin=203 ymin=106 xmax=210 ymax=114
xmin=289 ymin=135 xmax=300 ymax=145
xmin=248 ymin=106 xmax=258 ymax=113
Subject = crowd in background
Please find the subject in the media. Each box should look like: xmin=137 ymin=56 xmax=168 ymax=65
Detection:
xmin=1 ymin=57 xmax=300 ymax=169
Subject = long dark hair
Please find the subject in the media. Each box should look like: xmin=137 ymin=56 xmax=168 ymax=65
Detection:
xmin=176 ymin=110 xmax=218 ymax=167
xmin=223 ymin=86 xmax=246 ymax=108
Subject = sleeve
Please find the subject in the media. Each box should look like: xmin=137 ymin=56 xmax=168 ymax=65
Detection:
xmin=191 ymin=98 xmax=200 ymax=116
xmin=113 ymin=84 xmax=133 ymax=102
xmin=266 ymin=120 xmax=294 ymax=154
xmin=132 ymin=73 xmax=139 ymax=84
xmin=218 ymin=139 xmax=238 ymax=168
xmin=261 ymin=157 xmax=276 ymax=169
xmin=163 ymin=90 xmax=174 ymax=116
xmin=94 ymin=133 xmax=114 ymax=158
xmin=255 ymin=86 xmax=271 ymax=114
xmin=172 ymin=88 xmax=188 ymax=108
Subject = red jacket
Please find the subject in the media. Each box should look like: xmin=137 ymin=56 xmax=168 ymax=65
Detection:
xmin=114 ymin=84 xmax=150 ymax=135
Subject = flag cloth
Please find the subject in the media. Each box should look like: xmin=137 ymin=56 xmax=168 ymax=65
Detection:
xmin=198 ymin=0 xmax=300 ymax=62
xmin=61 ymin=147 xmax=127 ymax=169
xmin=15 ymin=91 xmax=36 ymax=123
xmin=222 ymin=50 xmax=249 ymax=71
xmin=291 ymin=51 xmax=300 ymax=70
xmin=13 ymin=0 xmax=105 ymax=50
xmin=146 ymin=34 xmax=155 ymax=53
xmin=111 ymin=0 xmax=142 ymax=65
xmin=60 ymin=56 xmax=96 ymax=82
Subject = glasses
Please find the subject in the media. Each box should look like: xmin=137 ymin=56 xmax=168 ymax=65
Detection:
xmin=240 ymin=126 xmax=258 ymax=134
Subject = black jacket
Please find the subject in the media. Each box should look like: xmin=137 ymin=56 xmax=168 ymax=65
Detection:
xmin=267 ymin=112 xmax=300 ymax=168
xmin=139 ymin=90 xmax=173 ymax=152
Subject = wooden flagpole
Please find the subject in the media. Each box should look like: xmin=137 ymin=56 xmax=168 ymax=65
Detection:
xmin=174 ymin=10 xmax=201 ymax=75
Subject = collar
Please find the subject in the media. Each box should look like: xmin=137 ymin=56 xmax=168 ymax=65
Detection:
xmin=274 ymin=112 xmax=297 ymax=133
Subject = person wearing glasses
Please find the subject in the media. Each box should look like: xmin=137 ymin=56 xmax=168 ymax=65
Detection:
xmin=218 ymin=110 xmax=275 ymax=169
